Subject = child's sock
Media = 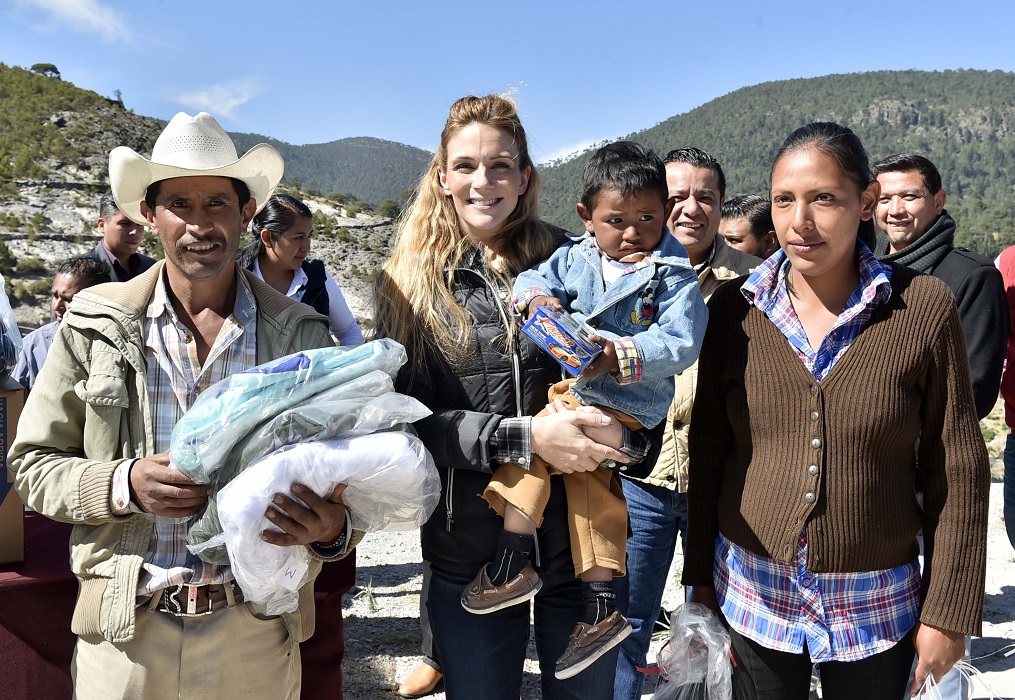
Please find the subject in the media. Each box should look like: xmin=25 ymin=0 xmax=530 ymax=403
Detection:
xmin=485 ymin=530 xmax=534 ymax=586
xmin=582 ymin=581 xmax=617 ymax=625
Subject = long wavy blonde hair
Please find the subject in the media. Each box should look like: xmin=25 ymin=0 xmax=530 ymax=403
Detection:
xmin=374 ymin=94 xmax=557 ymax=368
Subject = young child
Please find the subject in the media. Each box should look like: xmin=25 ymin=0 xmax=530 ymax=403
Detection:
xmin=461 ymin=141 xmax=708 ymax=679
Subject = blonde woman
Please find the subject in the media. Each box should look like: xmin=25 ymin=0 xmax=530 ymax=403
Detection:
xmin=375 ymin=95 xmax=660 ymax=699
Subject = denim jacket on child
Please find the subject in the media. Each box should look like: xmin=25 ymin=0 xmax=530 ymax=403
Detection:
xmin=513 ymin=232 xmax=707 ymax=428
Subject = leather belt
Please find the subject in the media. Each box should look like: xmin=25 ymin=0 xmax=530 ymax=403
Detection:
xmin=155 ymin=581 xmax=244 ymax=617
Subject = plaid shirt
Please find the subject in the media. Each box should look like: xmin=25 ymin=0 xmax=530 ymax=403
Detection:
xmin=133 ymin=270 xmax=258 ymax=595
xmin=722 ymin=244 xmax=921 ymax=663
xmin=741 ymin=243 xmax=893 ymax=381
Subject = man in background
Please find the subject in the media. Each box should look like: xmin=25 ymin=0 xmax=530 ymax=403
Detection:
xmin=84 ymin=190 xmax=156 ymax=281
xmin=11 ymin=256 xmax=110 ymax=390
xmin=615 ymin=147 xmax=760 ymax=700
xmin=874 ymin=153 xmax=1007 ymax=420
xmin=874 ymin=153 xmax=1007 ymax=700
xmin=719 ymin=193 xmax=778 ymax=259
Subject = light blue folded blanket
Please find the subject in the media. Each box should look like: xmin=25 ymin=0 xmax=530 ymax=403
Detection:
xmin=170 ymin=339 xmax=407 ymax=483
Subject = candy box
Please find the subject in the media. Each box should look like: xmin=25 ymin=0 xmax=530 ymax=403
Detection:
xmin=521 ymin=306 xmax=602 ymax=376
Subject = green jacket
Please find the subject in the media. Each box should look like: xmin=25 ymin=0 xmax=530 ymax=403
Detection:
xmin=630 ymin=236 xmax=759 ymax=491
xmin=9 ymin=262 xmax=359 ymax=644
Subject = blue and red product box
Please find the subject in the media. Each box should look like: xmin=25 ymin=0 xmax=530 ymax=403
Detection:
xmin=521 ymin=306 xmax=603 ymax=376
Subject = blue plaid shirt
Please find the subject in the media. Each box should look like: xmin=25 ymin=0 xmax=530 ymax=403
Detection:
xmin=720 ymin=243 xmax=922 ymax=663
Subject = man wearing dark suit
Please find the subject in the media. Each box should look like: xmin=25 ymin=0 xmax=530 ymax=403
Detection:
xmin=84 ymin=190 xmax=157 ymax=281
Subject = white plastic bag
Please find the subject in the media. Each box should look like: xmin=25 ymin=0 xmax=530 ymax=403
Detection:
xmin=0 ymin=273 xmax=22 ymax=377
xmin=216 ymin=432 xmax=439 ymax=615
xmin=653 ymin=603 xmax=733 ymax=700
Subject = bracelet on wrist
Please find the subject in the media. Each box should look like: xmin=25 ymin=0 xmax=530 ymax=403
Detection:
xmin=313 ymin=529 xmax=348 ymax=550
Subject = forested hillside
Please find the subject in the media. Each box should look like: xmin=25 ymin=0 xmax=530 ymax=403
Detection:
xmin=229 ymin=133 xmax=431 ymax=205
xmin=540 ymin=70 xmax=1015 ymax=257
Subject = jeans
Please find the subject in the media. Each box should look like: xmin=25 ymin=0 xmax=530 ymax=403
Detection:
xmin=427 ymin=558 xmax=618 ymax=700
xmin=614 ymin=478 xmax=688 ymax=700
xmin=419 ymin=561 xmax=441 ymax=672
xmin=1005 ymin=433 xmax=1015 ymax=550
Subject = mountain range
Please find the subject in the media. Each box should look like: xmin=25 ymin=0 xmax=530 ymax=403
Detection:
xmin=538 ymin=69 xmax=1015 ymax=256
xmin=3 ymin=64 xmax=1015 ymax=328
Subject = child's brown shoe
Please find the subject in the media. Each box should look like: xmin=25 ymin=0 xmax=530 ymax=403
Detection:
xmin=554 ymin=610 xmax=632 ymax=679
xmin=461 ymin=562 xmax=542 ymax=614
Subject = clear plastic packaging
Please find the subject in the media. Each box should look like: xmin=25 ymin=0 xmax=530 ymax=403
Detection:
xmin=0 ymin=273 xmax=23 ymax=378
xmin=213 ymin=432 xmax=438 ymax=615
xmin=653 ymin=603 xmax=733 ymax=700
xmin=169 ymin=339 xmax=407 ymax=483
xmin=186 ymin=372 xmax=431 ymax=564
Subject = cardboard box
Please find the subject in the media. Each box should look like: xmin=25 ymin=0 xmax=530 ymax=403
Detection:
xmin=0 ymin=375 xmax=26 ymax=564
xmin=522 ymin=306 xmax=603 ymax=377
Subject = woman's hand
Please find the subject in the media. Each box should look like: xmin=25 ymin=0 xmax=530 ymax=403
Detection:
xmin=910 ymin=622 xmax=965 ymax=697
xmin=573 ymin=405 xmax=624 ymax=450
xmin=531 ymin=409 xmax=629 ymax=474
xmin=261 ymin=483 xmax=348 ymax=547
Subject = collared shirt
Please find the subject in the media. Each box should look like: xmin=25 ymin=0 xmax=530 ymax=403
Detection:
xmin=250 ymin=257 xmax=364 ymax=347
xmin=692 ymin=236 xmax=718 ymax=274
xmin=112 ymin=268 xmax=258 ymax=595
xmin=741 ymin=243 xmax=893 ymax=381
xmin=100 ymin=242 xmax=150 ymax=282
xmin=722 ymin=243 xmax=921 ymax=663
xmin=11 ymin=321 xmax=59 ymax=390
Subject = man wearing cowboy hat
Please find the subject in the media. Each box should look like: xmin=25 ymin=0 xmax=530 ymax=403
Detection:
xmin=10 ymin=112 xmax=360 ymax=699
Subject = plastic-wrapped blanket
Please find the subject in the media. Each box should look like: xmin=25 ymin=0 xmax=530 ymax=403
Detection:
xmin=170 ymin=339 xmax=407 ymax=483
xmin=653 ymin=603 xmax=732 ymax=700
xmin=216 ymin=432 xmax=438 ymax=615
xmin=186 ymin=370 xmax=431 ymax=564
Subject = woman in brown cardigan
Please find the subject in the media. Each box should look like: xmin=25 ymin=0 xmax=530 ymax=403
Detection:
xmin=682 ymin=123 xmax=989 ymax=699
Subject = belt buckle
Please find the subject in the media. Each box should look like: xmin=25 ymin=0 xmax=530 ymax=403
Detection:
xmin=165 ymin=583 xmax=214 ymax=617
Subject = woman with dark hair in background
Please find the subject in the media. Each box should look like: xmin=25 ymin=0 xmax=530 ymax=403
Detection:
xmin=238 ymin=192 xmax=364 ymax=346
xmin=683 ymin=122 xmax=989 ymax=699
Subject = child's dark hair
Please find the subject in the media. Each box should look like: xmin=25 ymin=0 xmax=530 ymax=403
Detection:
xmin=773 ymin=122 xmax=876 ymax=250
xmin=580 ymin=141 xmax=667 ymax=212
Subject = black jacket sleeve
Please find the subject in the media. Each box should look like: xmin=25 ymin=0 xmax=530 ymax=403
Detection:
xmin=947 ymin=259 xmax=1009 ymax=419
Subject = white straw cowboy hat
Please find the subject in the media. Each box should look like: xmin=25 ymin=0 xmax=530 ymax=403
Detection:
xmin=109 ymin=111 xmax=284 ymax=225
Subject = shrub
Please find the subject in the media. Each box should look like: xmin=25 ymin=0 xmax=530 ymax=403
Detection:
xmin=17 ymin=256 xmax=48 ymax=274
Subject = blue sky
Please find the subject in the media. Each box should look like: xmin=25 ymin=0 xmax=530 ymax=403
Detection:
xmin=3 ymin=0 xmax=1015 ymax=164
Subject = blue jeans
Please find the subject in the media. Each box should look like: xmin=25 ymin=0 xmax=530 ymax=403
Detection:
xmin=614 ymin=478 xmax=688 ymax=700
xmin=1005 ymin=433 xmax=1015 ymax=550
xmin=427 ymin=559 xmax=618 ymax=700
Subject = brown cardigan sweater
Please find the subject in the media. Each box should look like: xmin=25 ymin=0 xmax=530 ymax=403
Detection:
xmin=682 ymin=263 xmax=989 ymax=636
